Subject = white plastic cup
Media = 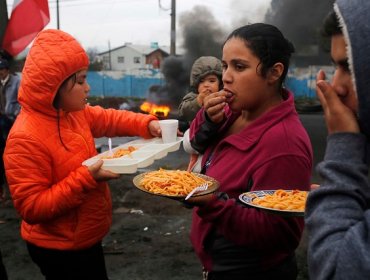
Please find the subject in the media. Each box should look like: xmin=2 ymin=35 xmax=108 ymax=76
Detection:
xmin=159 ymin=119 xmax=178 ymax=143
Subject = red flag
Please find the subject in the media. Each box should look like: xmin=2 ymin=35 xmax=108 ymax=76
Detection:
xmin=2 ymin=0 xmax=50 ymax=56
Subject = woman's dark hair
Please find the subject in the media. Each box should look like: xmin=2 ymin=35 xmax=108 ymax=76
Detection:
xmin=52 ymin=74 xmax=77 ymax=151
xmin=224 ymin=23 xmax=295 ymax=87
xmin=321 ymin=10 xmax=342 ymax=37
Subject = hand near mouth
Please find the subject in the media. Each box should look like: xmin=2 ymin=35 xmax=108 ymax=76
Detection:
xmin=197 ymin=89 xmax=213 ymax=106
xmin=203 ymin=90 xmax=232 ymax=123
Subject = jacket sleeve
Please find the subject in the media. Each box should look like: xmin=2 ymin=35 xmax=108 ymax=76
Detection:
xmin=6 ymin=74 xmax=21 ymax=118
xmin=189 ymin=108 xmax=226 ymax=154
xmin=305 ymin=133 xmax=370 ymax=280
xmin=196 ymin=154 xmax=311 ymax=251
xmin=4 ymin=133 xmax=99 ymax=225
xmin=84 ymin=105 xmax=157 ymax=139
xmin=178 ymin=92 xmax=202 ymax=122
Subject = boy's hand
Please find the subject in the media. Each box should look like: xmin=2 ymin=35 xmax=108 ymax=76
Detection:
xmin=88 ymin=160 xmax=120 ymax=181
xmin=197 ymin=89 xmax=212 ymax=106
xmin=316 ymin=70 xmax=359 ymax=134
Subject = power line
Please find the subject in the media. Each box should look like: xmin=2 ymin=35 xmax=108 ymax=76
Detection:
xmin=48 ymin=0 xmax=150 ymax=3
xmin=6 ymin=0 xmax=135 ymax=9
xmin=48 ymin=0 xmax=152 ymax=8
xmin=158 ymin=0 xmax=170 ymax=11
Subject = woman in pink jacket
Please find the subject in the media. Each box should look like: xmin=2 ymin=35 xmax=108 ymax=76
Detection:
xmin=4 ymin=29 xmax=160 ymax=280
xmin=187 ymin=23 xmax=313 ymax=279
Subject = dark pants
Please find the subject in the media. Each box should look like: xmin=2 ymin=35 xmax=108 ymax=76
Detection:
xmin=205 ymin=255 xmax=298 ymax=280
xmin=27 ymin=242 xmax=109 ymax=280
xmin=0 ymin=145 xmax=4 ymax=190
xmin=0 ymin=115 xmax=12 ymax=189
xmin=0 ymin=127 xmax=5 ymax=189
xmin=0 ymin=249 xmax=8 ymax=280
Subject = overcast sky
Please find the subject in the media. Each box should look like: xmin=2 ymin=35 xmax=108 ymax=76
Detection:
xmin=6 ymin=0 xmax=271 ymax=52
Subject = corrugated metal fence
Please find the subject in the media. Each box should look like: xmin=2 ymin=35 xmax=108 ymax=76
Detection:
xmin=87 ymin=69 xmax=164 ymax=98
xmin=285 ymin=65 xmax=334 ymax=100
xmin=87 ymin=66 xmax=334 ymax=100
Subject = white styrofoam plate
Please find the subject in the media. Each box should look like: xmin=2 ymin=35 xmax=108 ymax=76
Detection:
xmin=82 ymin=137 xmax=183 ymax=174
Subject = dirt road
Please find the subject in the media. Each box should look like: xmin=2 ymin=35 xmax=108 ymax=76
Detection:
xmin=0 ymin=113 xmax=326 ymax=280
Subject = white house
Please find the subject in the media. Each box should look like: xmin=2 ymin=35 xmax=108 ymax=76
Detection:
xmin=98 ymin=42 xmax=170 ymax=72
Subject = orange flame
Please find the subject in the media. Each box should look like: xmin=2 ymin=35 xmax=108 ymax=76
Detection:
xmin=140 ymin=101 xmax=170 ymax=117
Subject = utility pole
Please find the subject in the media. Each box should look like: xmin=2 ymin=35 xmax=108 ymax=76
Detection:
xmin=56 ymin=0 xmax=60 ymax=29
xmin=0 ymin=0 xmax=9 ymax=46
xmin=108 ymin=40 xmax=112 ymax=70
xmin=170 ymin=0 xmax=176 ymax=56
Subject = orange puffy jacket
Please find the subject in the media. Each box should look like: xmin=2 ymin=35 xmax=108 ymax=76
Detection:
xmin=4 ymin=29 xmax=156 ymax=250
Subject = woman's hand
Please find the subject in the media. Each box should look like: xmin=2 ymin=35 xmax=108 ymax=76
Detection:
xmin=203 ymin=91 xmax=229 ymax=123
xmin=310 ymin=183 xmax=320 ymax=190
xmin=316 ymin=70 xmax=360 ymax=134
xmin=88 ymin=160 xmax=120 ymax=181
xmin=185 ymin=193 xmax=215 ymax=207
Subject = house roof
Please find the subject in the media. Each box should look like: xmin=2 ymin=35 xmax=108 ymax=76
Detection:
xmin=98 ymin=43 xmax=170 ymax=56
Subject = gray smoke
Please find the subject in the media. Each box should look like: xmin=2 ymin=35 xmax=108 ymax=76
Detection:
xmin=147 ymin=56 xmax=188 ymax=107
xmin=229 ymin=0 xmax=271 ymax=27
xmin=148 ymin=6 xmax=226 ymax=110
xmin=148 ymin=1 xmax=336 ymax=109
xmin=264 ymin=0 xmax=335 ymax=52
xmin=180 ymin=6 xmax=225 ymax=63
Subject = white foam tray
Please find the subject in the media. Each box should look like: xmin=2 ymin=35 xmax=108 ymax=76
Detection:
xmin=83 ymin=137 xmax=183 ymax=174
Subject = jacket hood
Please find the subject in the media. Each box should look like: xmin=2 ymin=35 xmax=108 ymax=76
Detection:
xmin=18 ymin=29 xmax=89 ymax=116
xmin=335 ymin=0 xmax=370 ymax=137
xmin=190 ymin=56 xmax=222 ymax=93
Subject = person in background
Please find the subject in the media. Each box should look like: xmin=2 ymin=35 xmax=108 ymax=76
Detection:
xmin=305 ymin=1 xmax=370 ymax=279
xmin=179 ymin=56 xmax=223 ymax=172
xmin=178 ymin=56 xmax=223 ymax=124
xmin=0 ymin=248 xmax=7 ymax=280
xmin=3 ymin=29 xmax=161 ymax=280
xmin=0 ymin=58 xmax=20 ymax=200
xmin=186 ymin=23 xmax=313 ymax=279
xmin=0 ymin=57 xmax=19 ymax=280
xmin=0 ymin=168 xmax=7 ymax=280
xmin=0 ymin=219 xmax=7 ymax=280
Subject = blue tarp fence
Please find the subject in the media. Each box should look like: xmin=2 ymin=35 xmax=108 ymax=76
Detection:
xmin=87 ymin=69 xmax=164 ymax=98
xmin=285 ymin=65 xmax=334 ymax=100
xmin=87 ymin=66 xmax=334 ymax=100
